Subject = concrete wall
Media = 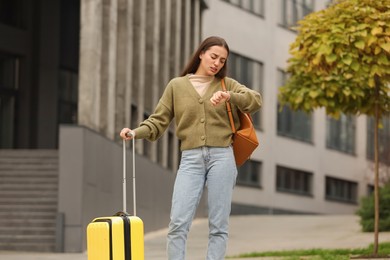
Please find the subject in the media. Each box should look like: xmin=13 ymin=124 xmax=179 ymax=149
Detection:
xmin=57 ymin=125 xmax=207 ymax=252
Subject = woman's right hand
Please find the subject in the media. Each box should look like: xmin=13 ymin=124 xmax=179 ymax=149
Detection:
xmin=120 ymin=128 xmax=135 ymax=140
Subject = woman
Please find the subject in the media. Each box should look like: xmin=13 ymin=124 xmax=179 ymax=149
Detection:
xmin=120 ymin=36 xmax=262 ymax=260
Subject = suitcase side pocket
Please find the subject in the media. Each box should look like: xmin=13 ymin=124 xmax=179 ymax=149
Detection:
xmin=87 ymin=219 xmax=113 ymax=260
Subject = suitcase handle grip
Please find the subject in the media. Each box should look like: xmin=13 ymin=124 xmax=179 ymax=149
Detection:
xmin=114 ymin=211 xmax=130 ymax=217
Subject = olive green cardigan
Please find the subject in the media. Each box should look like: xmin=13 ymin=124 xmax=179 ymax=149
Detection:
xmin=133 ymin=75 xmax=262 ymax=151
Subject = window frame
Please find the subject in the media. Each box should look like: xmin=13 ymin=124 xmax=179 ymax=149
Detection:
xmin=326 ymin=114 xmax=356 ymax=155
xmin=280 ymin=0 xmax=314 ymax=30
xmin=227 ymin=52 xmax=264 ymax=130
xmin=222 ymin=0 xmax=265 ymax=18
xmin=276 ymin=69 xmax=313 ymax=143
xmin=325 ymin=176 xmax=358 ymax=204
xmin=237 ymin=160 xmax=262 ymax=188
xmin=367 ymin=116 xmax=390 ymax=165
xmin=58 ymin=69 xmax=78 ymax=124
xmin=276 ymin=165 xmax=313 ymax=197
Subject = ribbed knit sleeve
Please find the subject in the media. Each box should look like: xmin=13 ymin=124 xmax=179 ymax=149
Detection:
xmin=225 ymin=77 xmax=262 ymax=113
xmin=133 ymin=82 xmax=174 ymax=141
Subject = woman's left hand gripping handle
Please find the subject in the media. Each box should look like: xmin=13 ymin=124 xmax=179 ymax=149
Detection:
xmin=120 ymin=128 xmax=135 ymax=141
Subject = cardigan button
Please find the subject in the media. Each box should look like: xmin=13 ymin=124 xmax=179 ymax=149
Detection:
xmin=198 ymin=99 xmax=203 ymax=104
xmin=200 ymin=135 xmax=205 ymax=140
xmin=200 ymin=118 xmax=205 ymax=123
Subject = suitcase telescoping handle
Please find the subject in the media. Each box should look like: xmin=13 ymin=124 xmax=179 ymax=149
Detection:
xmin=123 ymin=132 xmax=137 ymax=216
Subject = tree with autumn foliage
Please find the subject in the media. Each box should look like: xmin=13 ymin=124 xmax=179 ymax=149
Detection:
xmin=278 ymin=0 xmax=389 ymax=256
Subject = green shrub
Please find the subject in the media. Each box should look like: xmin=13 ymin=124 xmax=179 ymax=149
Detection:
xmin=357 ymin=184 xmax=390 ymax=232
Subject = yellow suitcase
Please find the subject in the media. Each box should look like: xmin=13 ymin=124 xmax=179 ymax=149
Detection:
xmin=87 ymin=138 xmax=144 ymax=260
xmin=87 ymin=213 xmax=144 ymax=260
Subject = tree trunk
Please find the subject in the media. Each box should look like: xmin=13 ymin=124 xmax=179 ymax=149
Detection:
xmin=373 ymin=77 xmax=380 ymax=255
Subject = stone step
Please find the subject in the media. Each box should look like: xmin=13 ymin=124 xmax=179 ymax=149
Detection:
xmin=0 ymin=199 xmax=57 ymax=206
xmin=0 ymin=234 xmax=53 ymax=240
xmin=0 ymin=189 xmax=58 ymax=196
xmin=0 ymin=164 xmax=58 ymax=171
xmin=0 ymin=183 xmax=58 ymax=191
xmin=0 ymin=175 xmax=58 ymax=184
xmin=0 ymin=226 xmax=56 ymax=236
xmin=0 ymin=216 xmax=57 ymax=225
xmin=0 ymin=156 xmax=58 ymax=162
xmin=0 ymin=204 xmax=57 ymax=212
xmin=0 ymin=218 xmax=56 ymax=226
xmin=0 ymin=170 xmax=58 ymax=177
xmin=0 ymin=149 xmax=58 ymax=157
xmin=0 ymin=242 xmax=56 ymax=252
xmin=0 ymin=152 xmax=57 ymax=159
xmin=0 ymin=211 xmax=57 ymax=219
xmin=0 ymin=198 xmax=56 ymax=204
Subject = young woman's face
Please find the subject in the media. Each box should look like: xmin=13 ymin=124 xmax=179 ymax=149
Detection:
xmin=196 ymin=45 xmax=228 ymax=76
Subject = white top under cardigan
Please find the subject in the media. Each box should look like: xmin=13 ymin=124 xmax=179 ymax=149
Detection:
xmin=188 ymin=74 xmax=215 ymax=97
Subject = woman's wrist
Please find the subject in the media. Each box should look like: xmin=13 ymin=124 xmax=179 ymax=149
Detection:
xmin=226 ymin=91 xmax=231 ymax=102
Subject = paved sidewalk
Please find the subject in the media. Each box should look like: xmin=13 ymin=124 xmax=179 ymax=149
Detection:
xmin=1 ymin=215 xmax=390 ymax=259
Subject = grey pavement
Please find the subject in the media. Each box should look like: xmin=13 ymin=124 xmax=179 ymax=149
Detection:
xmin=1 ymin=215 xmax=390 ymax=260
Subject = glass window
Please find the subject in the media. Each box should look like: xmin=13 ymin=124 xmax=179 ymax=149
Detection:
xmin=281 ymin=0 xmax=314 ymax=29
xmin=222 ymin=0 xmax=264 ymax=17
xmin=58 ymin=69 xmax=78 ymax=124
xmin=325 ymin=176 xmax=358 ymax=204
xmin=367 ymin=184 xmax=374 ymax=196
xmin=326 ymin=0 xmax=334 ymax=8
xmin=0 ymin=53 xmax=19 ymax=148
xmin=277 ymin=106 xmax=312 ymax=142
xmin=0 ymin=54 xmax=18 ymax=90
xmin=276 ymin=165 xmax=313 ymax=196
xmin=0 ymin=96 xmax=15 ymax=148
xmin=237 ymin=160 xmax=262 ymax=188
xmin=367 ymin=116 xmax=390 ymax=165
xmin=0 ymin=0 xmax=26 ymax=29
xmin=227 ymin=52 xmax=263 ymax=129
xmin=277 ymin=69 xmax=312 ymax=142
xmin=326 ymin=114 xmax=356 ymax=155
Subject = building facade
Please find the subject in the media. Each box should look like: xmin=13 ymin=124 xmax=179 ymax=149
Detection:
xmin=202 ymin=0 xmax=389 ymax=215
xmin=78 ymin=0 xmax=208 ymax=171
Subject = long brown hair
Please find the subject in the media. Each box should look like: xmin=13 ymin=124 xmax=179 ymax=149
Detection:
xmin=180 ymin=36 xmax=230 ymax=78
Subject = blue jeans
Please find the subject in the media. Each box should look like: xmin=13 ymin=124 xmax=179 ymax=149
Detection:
xmin=167 ymin=146 xmax=238 ymax=260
